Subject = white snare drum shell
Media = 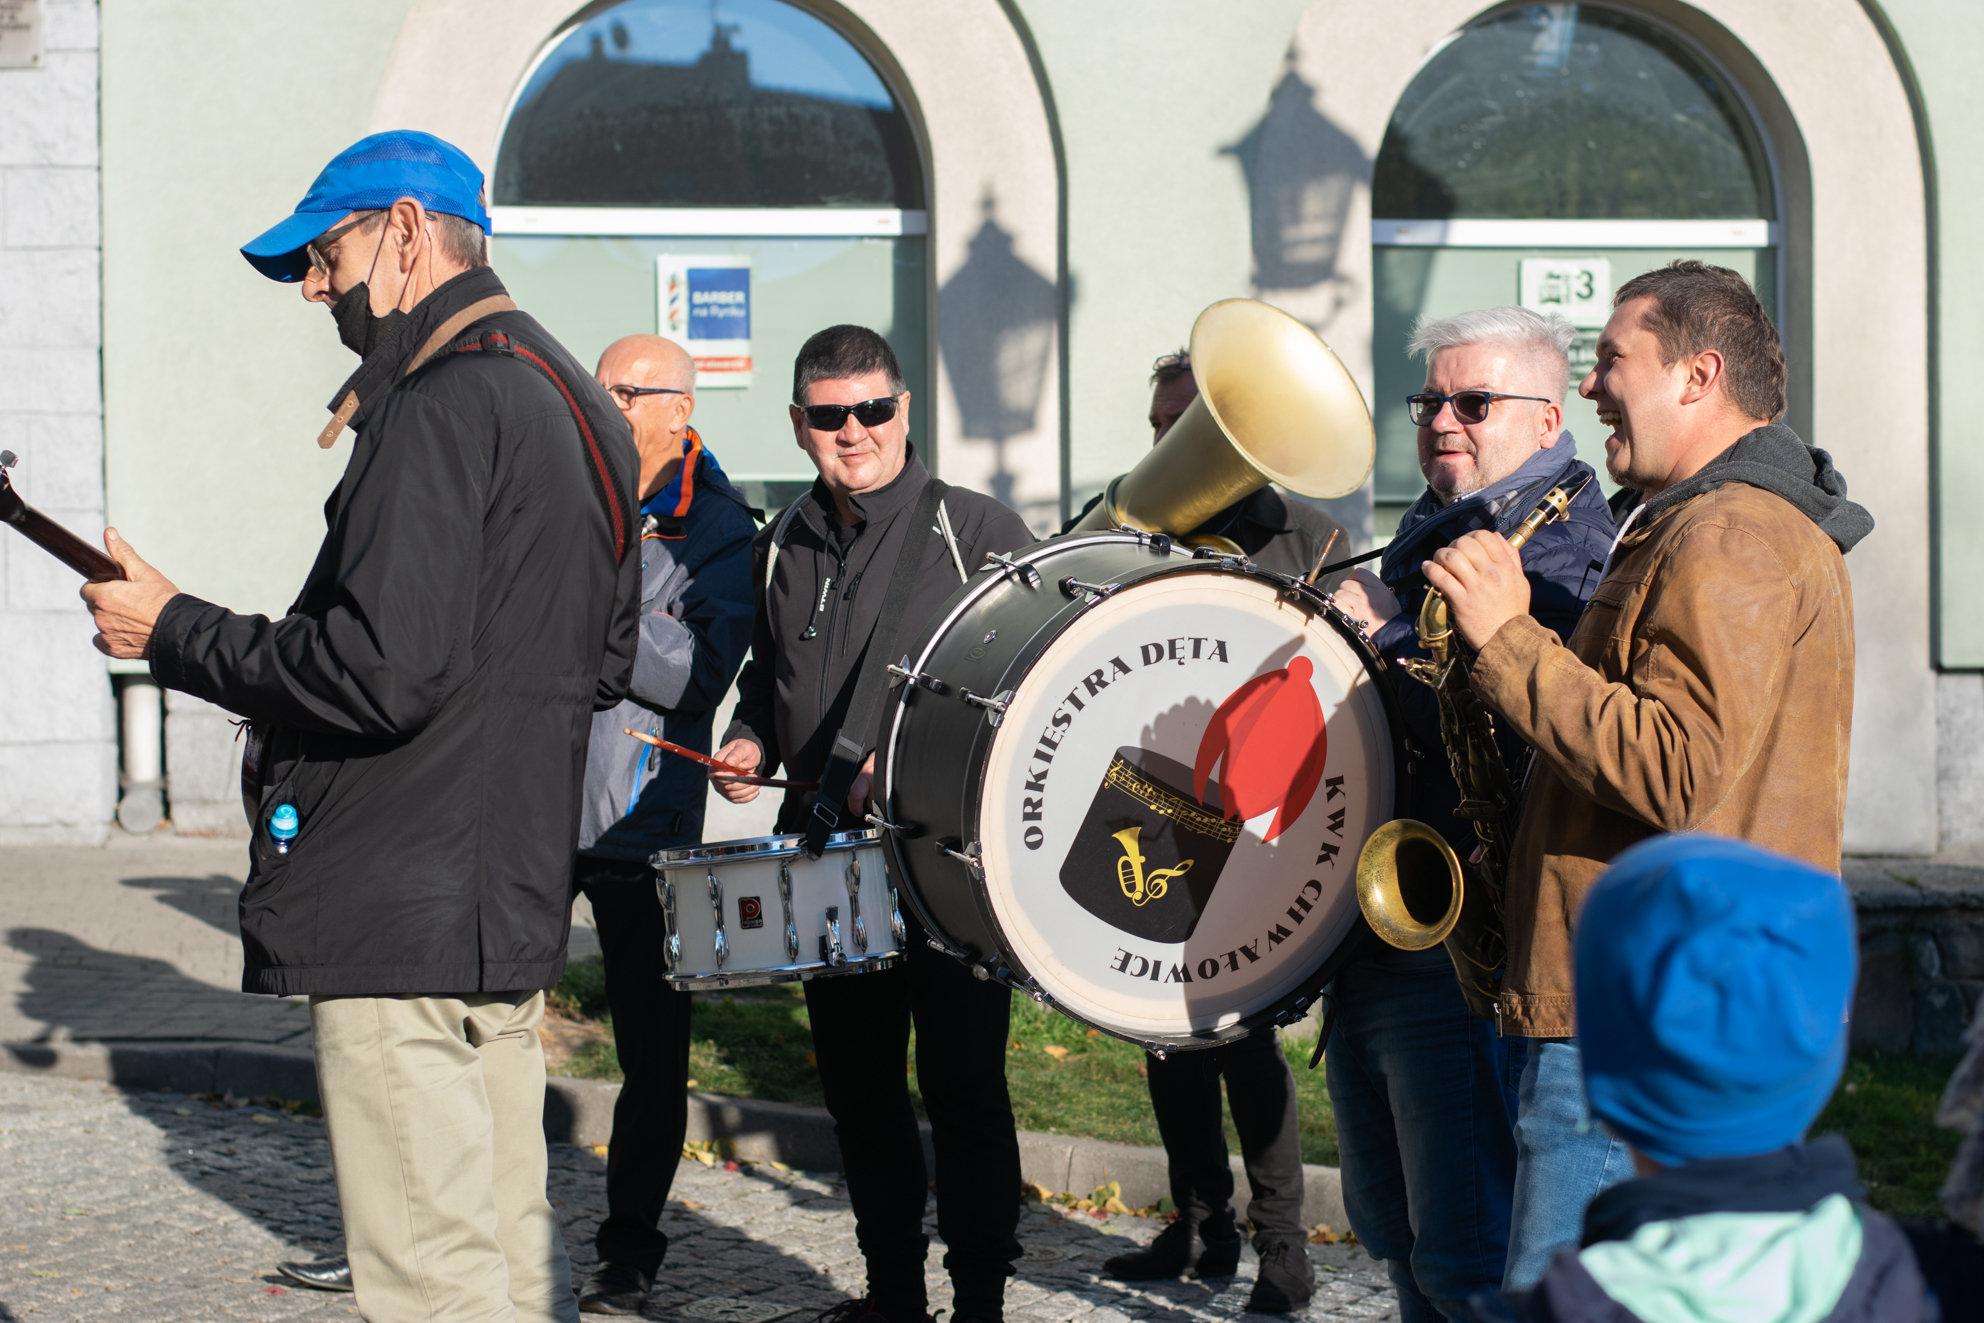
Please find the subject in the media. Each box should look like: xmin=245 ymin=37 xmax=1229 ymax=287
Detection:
xmin=656 ymin=832 xmax=901 ymax=989
xmin=977 ymin=573 xmax=1393 ymax=1039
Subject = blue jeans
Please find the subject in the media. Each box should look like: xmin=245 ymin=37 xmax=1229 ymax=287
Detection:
xmin=1502 ymin=1039 xmax=1635 ymax=1289
xmin=1325 ymin=946 xmax=1528 ymax=1322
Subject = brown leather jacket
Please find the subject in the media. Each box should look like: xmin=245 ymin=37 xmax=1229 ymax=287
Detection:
xmin=1470 ymin=483 xmax=1857 ymax=1038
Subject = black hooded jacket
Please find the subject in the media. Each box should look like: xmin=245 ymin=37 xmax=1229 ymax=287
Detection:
xmin=148 ymin=267 xmax=640 ymax=996
xmin=724 ymin=447 xmax=1033 ymax=832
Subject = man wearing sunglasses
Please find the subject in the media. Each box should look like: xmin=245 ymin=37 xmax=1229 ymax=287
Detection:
xmin=81 ymin=131 xmax=639 ymax=1323
xmin=1323 ymin=307 xmax=1613 ymax=1321
xmin=570 ymin=335 xmax=756 ymax=1314
xmin=712 ymin=325 xmax=1034 ymax=1323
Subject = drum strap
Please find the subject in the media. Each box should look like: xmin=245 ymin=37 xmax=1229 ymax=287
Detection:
xmin=803 ymin=477 xmax=950 ymax=858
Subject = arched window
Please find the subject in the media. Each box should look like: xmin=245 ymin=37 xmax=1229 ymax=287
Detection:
xmin=1368 ymin=4 xmax=1778 ymax=529
xmin=487 ymin=0 xmax=929 ymax=502
xmin=1375 ymin=5 xmax=1771 ymax=220
xmin=495 ymin=0 xmax=922 ymax=209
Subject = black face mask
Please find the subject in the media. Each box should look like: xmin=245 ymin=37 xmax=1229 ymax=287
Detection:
xmin=330 ymin=282 xmax=408 ymax=360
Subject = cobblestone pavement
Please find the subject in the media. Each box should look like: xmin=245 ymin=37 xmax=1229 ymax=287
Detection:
xmin=0 ymin=1072 xmax=1399 ymax=1322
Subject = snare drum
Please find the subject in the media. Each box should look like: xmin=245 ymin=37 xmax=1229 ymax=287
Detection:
xmin=651 ymin=829 xmax=905 ymax=990
xmin=878 ymin=532 xmax=1406 ymax=1050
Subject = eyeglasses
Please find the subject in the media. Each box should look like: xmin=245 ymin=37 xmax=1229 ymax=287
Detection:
xmin=1407 ymin=390 xmax=1553 ymax=427
xmin=800 ymin=396 xmax=900 ymax=432
xmin=305 ymin=212 xmax=382 ymax=275
xmin=606 ymin=384 xmax=687 ymax=407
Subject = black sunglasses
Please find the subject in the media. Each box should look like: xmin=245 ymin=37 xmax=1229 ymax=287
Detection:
xmin=305 ymin=212 xmax=382 ymax=275
xmin=1407 ymin=390 xmax=1553 ymax=427
xmin=607 ymin=384 xmax=687 ymax=407
xmin=801 ymin=396 xmax=900 ymax=432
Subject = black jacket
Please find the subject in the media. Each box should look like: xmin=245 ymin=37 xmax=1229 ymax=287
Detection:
xmin=723 ymin=447 xmax=1033 ymax=832
xmin=149 ymin=267 xmax=640 ymax=996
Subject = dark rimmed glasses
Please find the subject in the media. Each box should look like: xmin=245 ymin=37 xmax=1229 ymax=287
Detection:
xmin=305 ymin=212 xmax=383 ymax=275
xmin=1407 ymin=390 xmax=1553 ymax=427
xmin=606 ymin=384 xmax=687 ymax=407
xmin=800 ymin=395 xmax=900 ymax=432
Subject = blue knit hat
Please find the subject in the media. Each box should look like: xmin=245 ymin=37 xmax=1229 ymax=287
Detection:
xmin=1576 ymin=834 xmax=1856 ymax=1166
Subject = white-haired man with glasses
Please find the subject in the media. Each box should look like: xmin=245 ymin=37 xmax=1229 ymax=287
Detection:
xmin=1325 ymin=307 xmax=1613 ymax=1321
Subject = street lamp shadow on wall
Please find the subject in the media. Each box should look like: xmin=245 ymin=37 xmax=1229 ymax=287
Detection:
xmin=368 ymin=0 xmax=1064 ymax=535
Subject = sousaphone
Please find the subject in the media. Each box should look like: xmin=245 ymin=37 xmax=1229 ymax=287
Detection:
xmin=1067 ymin=299 xmax=1375 ymax=548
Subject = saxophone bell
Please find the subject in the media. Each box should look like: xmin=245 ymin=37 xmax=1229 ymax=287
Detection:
xmin=1355 ymin=819 xmax=1464 ymax=951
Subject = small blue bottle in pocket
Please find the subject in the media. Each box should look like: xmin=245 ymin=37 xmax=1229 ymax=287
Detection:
xmin=270 ymin=803 xmax=299 ymax=854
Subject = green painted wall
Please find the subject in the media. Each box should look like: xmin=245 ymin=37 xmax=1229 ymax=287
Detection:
xmin=101 ymin=0 xmax=412 ymax=618
xmin=1013 ymin=0 xmax=1312 ymax=511
xmin=1874 ymin=0 xmax=1984 ymax=667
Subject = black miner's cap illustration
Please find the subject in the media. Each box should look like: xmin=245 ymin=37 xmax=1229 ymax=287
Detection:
xmin=1058 ymin=747 xmax=1240 ymax=944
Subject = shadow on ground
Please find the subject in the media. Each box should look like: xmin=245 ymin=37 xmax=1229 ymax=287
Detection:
xmin=119 ymin=871 xmax=244 ymax=938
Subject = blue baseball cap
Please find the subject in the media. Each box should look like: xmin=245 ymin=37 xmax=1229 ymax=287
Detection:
xmin=240 ymin=130 xmax=491 ymax=283
xmin=1577 ymin=833 xmax=1856 ymax=1167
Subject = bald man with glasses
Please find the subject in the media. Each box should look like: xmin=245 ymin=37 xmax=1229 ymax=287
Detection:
xmin=572 ymin=334 xmax=757 ymax=1315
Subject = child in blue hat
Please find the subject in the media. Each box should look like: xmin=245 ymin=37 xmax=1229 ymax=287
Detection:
xmin=1471 ymin=834 xmax=1928 ymax=1322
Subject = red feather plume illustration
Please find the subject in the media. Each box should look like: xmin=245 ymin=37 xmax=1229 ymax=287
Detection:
xmin=1192 ymin=656 xmax=1328 ymax=844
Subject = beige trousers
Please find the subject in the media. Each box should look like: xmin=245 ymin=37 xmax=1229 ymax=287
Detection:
xmin=310 ymin=991 xmax=579 ymax=1323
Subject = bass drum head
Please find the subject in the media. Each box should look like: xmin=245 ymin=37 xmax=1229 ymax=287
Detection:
xmin=977 ymin=569 xmax=1393 ymax=1043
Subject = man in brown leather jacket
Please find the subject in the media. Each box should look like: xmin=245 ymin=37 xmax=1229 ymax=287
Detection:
xmin=1420 ymin=261 xmax=1872 ymax=1288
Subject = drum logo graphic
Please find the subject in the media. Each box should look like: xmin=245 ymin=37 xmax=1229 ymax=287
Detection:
xmin=738 ymin=896 xmax=764 ymax=930
xmin=1057 ymin=657 xmax=1329 ymax=944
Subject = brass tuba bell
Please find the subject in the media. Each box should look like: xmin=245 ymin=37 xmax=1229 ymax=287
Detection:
xmin=1068 ymin=299 xmax=1374 ymax=546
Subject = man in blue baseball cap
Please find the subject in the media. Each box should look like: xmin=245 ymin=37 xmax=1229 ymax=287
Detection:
xmin=1470 ymin=834 xmax=1928 ymax=1322
xmin=82 ymin=130 xmax=640 ymax=1323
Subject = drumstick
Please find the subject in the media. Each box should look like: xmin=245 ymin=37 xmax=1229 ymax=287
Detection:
xmin=1304 ymin=527 xmax=1343 ymax=585
xmin=622 ymin=729 xmax=819 ymax=789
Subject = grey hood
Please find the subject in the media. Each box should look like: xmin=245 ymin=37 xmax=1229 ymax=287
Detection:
xmin=1630 ymin=423 xmax=1874 ymax=554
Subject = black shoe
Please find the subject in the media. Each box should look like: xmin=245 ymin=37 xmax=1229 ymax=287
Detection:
xmin=275 ymin=1255 xmax=352 ymax=1292
xmin=813 ymin=1300 xmax=931 ymax=1323
xmin=1245 ymin=1240 xmax=1315 ymax=1314
xmin=579 ymin=1261 xmax=653 ymax=1315
xmin=1104 ymin=1219 xmax=1194 ymax=1280
xmin=1192 ymin=1225 xmax=1242 ymax=1280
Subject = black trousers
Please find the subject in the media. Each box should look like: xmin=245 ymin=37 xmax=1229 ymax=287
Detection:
xmin=573 ymin=853 xmax=693 ymax=1278
xmin=805 ymin=927 xmax=1022 ymax=1322
xmin=1144 ymin=1029 xmax=1306 ymax=1247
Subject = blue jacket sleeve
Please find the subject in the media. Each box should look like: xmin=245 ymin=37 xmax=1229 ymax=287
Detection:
xmin=628 ymin=502 xmax=757 ymax=716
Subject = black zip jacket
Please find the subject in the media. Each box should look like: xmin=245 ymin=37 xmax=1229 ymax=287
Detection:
xmin=723 ymin=447 xmax=1033 ymax=832
xmin=148 ymin=267 xmax=640 ymax=996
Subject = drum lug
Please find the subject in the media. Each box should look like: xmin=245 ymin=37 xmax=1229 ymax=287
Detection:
xmin=707 ymin=870 xmax=729 ymax=970
xmin=843 ymin=855 xmax=869 ymax=955
xmin=925 ymin=934 xmax=970 ymax=961
xmin=1059 ymin=575 xmax=1121 ymax=601
xmin=864 ymin=810 xmax=913 ymax=835
xmin=939 ymin=838 xmax=985 ymax=882
xmin=960 ymin=688 xmax=1011 ymax=727
xmin=981 ymin=552 xmax=1042 ymax=589
xmin=778 ymin=862 xmax=799 ymax=965
xmin=889 ymin=885 xmax=908 ymax=949
xmin=822 ymin=905 xmax=845 ymax=966
xmin=657 ymin=872 xmax=680 ymax=973
xmin=888 ymin=657 xmax=948 ymax=695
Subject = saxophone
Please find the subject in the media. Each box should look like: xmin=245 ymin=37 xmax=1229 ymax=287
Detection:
xmin=1355 ymin=472 xmax=1593 ymax=1021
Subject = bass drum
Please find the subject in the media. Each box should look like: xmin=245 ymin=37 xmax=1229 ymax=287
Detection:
xmin=878 ymin=531 xmax=1405 ymax=1051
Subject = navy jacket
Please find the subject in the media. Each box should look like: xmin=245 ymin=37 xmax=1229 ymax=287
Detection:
xmin=578 ymin=432 xmax=757 ymax=861
xmin=1373 ymin=436 xmax=1614 ymax=853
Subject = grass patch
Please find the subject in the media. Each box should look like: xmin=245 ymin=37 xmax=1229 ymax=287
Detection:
xmin=549 ymin=956 xmax=1337 ymax=1163
xmin=1813 ymin=1051 xmax=1962 ymax=1219
xmin=554 ymin=959 xmax=1964 ymax=1205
